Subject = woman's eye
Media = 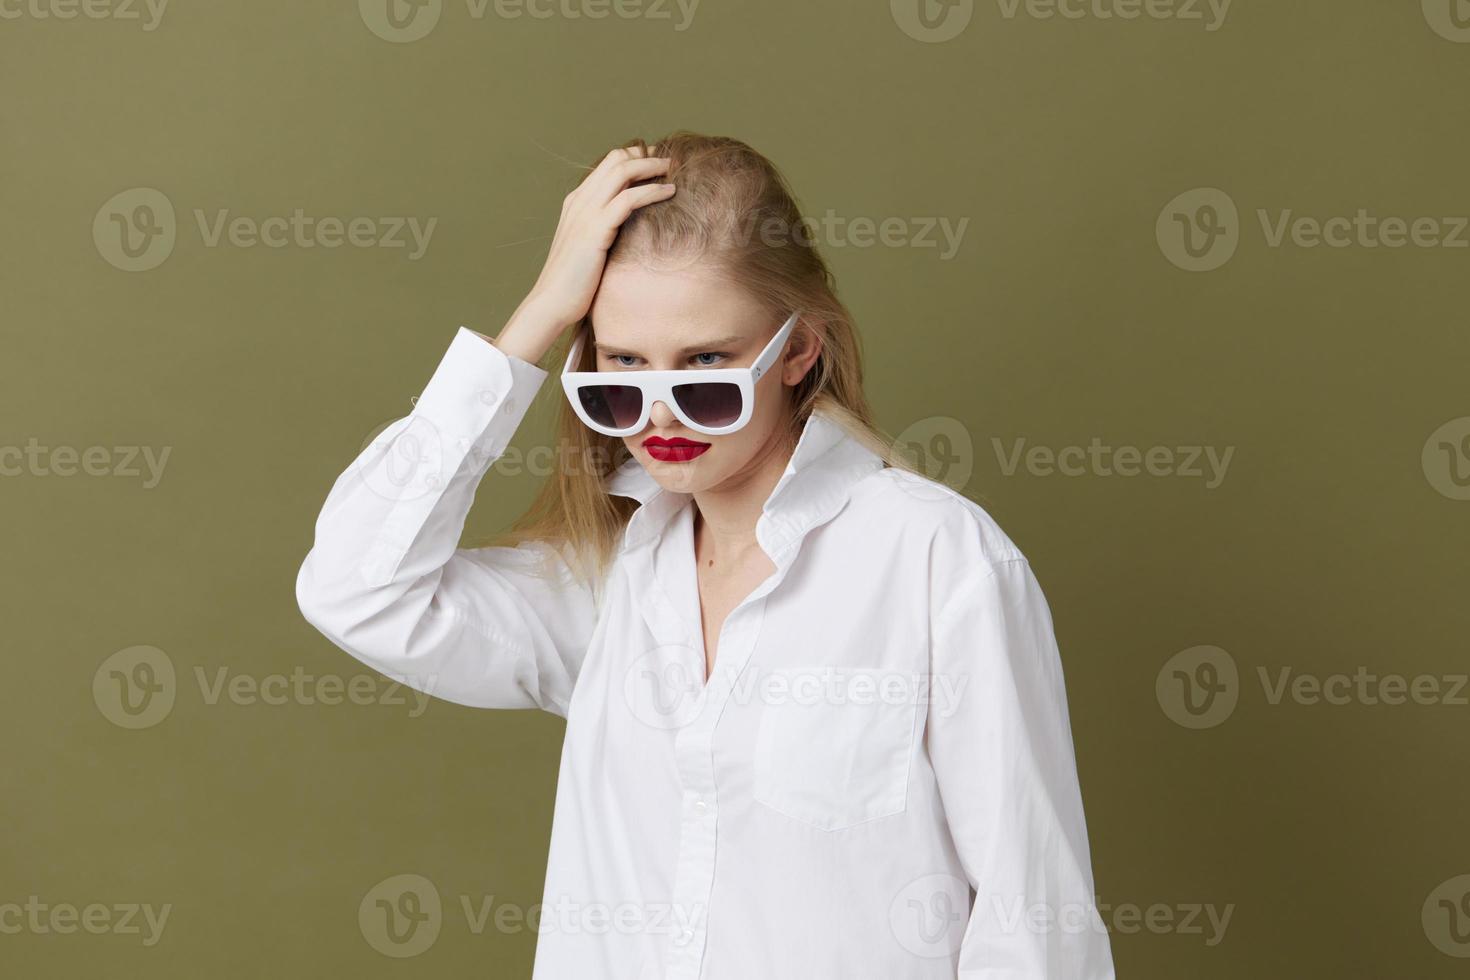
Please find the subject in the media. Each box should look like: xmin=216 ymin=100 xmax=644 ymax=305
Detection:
xmin=612 ymin=355 xmax=640 ymax=368
xmin=692 ymin=352 xmax=727 ymax=367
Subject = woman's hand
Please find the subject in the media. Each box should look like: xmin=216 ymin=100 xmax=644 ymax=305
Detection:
xmin=494 ymin=146 xmax=674 ymax=364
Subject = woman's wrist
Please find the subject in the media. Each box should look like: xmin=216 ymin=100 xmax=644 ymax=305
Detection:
xmin=494 ymin=293 xmax=572 ymax=365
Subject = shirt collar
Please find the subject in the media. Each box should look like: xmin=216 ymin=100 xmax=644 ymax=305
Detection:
xmin=606 ymin=407 xmax=885 ymax=561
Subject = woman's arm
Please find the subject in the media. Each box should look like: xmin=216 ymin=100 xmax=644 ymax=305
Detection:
xmin=294 ymin=329 xmax=592 ymax=715
xmin=926 ymin=518 xmax=1116 ymax=978
xmin=295 ymin=146 xmax=677 ymax=715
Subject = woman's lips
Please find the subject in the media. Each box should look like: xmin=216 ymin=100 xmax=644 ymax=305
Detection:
xmin=643 ymin=436 xmax=711 ymax=463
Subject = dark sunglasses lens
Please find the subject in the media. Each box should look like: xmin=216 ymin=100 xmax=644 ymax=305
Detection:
xmin=673 ymin=383 xmax=743 ymax=429
xmin=578 ymin=385 xmax=643 ymax=430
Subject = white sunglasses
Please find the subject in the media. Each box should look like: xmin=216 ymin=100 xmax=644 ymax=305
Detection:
xmin=560 ymin=311 xmax=800 ymax=437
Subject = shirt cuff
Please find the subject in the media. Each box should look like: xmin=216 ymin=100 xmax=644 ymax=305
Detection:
xmin=411 ymin=325 xmax=549 ymax=469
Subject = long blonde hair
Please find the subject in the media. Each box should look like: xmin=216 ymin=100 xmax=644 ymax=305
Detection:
xmin=489 ymin=131 xmax=922 ymax=583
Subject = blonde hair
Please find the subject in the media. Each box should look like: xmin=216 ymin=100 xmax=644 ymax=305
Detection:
xmin=489 ymin=131 xmax=923 ymax=584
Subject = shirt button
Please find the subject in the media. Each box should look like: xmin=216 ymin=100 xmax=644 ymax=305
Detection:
xmin=677 ymin=928 xmax=694 ymax=945
xmin=693 ymin=799 xmax=708 ymax=815
xmin=502 ymin=395 xmax=516 ymax=415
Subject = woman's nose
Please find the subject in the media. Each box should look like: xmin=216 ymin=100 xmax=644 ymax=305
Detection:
xmin=648 ymin=398 xmax=677 ymax=426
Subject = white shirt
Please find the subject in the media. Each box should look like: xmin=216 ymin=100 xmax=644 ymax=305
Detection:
xmin=296 ymin=327 xmax=1116 ymax=980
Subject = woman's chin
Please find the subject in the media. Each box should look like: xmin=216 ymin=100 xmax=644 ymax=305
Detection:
xmin=642 ymin=454 xmax=712 ymax=491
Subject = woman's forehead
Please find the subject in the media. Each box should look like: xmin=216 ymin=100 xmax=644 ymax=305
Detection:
xmin=589 ymin=264 xmax=769 ymax=352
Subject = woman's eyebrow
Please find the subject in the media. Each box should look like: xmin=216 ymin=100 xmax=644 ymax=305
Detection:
xmin=676 ymin=335 xmax=745 ymax=354
xmin=594 ymin=335 xmax=746 ymax=356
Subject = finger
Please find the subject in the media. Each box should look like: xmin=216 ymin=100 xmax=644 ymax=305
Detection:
xmin=588 ymin=145 xmax=649 ymax=184
xmin=565 ymin=147 xmax=638 ymax=208
xmin=584 ymin=155 xmax=671 ymax=206
xmin=605 ymin=182 xmax=676 ymax=223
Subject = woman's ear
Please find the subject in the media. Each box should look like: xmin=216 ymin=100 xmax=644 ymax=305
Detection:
xmin=782 ymin=319 xmax=824 ymax=386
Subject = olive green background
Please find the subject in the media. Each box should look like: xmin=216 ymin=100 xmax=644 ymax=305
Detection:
xmin=3 ymin=0 xmax=1468 ymax=976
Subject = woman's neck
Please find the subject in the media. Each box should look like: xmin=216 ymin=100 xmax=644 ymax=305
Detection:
xmin=691 ymin=430 xmax=796 ymax=569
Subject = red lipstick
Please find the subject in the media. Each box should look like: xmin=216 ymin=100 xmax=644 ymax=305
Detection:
xmin=643 ymin=436 xmax=711 ymax=462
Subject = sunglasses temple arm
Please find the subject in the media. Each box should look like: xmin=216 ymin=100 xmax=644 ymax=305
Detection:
xmin=751 ymin=311 xmax=800 ymax=381
xmin=563 ymin=324 xmax=585 ymax=372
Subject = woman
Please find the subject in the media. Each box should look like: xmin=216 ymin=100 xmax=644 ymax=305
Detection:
xmin=297 ymin=132 xmax=1115 ymax=979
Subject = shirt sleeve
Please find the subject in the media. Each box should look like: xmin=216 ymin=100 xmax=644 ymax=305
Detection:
xmin=925 ymin=532 xmax=1116 ymax=979
xmin=294 ymin=326 xmax=600 ymax=717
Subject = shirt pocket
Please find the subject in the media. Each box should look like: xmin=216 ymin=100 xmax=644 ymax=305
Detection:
xmin=751 ymin=666 xmax=918 ymax=832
